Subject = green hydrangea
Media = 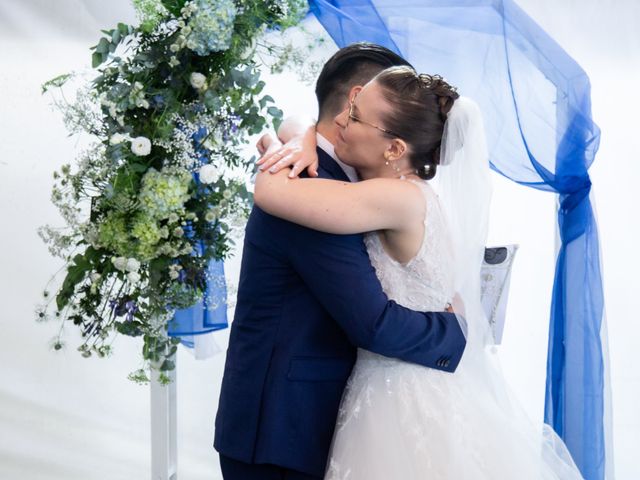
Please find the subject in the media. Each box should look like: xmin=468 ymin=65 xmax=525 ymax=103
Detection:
xmin=131 ymin=213 xmax=163 ymax=260
xmin=138 ymin=167 xmax=192 ymax=220
xmin=98 ymin=212 xmax=130 ymax=256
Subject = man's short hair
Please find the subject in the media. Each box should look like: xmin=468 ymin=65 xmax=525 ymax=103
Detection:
xmin=315 ymin=42 xmax=413 ymax=121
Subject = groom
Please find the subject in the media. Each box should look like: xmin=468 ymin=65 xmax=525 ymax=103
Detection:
xmin=214 ymin=43 xmax=467 ymax=480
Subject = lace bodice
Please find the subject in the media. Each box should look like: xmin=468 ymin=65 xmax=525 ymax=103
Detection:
xmin=363 ymin=179 xmax=454 ymax=312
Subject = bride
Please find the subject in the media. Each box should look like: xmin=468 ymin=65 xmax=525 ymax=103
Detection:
xmin=254 ymin=66 xmax=583 ymax=479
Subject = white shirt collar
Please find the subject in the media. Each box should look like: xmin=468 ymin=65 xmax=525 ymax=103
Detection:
xmin=316 ymin=132 xmax=359 ymax=183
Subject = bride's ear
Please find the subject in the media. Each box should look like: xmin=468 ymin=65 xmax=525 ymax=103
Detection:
xmin=385 ymin=138 xmax=408 ymax=161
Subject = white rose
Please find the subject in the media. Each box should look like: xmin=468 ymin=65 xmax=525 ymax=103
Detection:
xmin=112 ymin=256 xmax=128 ymax=271
xmin=127 ymin=271 xmax=141 ymax=284
xmin=125 ymin=258 xmax=140 ymax=272
xmin=90 ymin=272 xmax=102 ymax=283
xmin=190 ymin=72 xmax=207 ymax=91
xmin=109 ymin=133 xmax=129 ymax=145
xmin=198 ymin=164 xmax=219 ymax=184
xmin=131 ymin=136 xmax=151 ymax=156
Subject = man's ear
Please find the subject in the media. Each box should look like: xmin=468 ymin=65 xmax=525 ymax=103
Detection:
xmin=347 ymin=85 xmax=363 ymax=102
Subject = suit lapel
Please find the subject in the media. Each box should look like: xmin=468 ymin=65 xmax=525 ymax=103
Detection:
xmin=316 ymin=147 xmax=351 ymax=182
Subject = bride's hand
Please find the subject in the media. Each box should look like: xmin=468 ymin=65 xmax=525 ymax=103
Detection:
xmin=257 ymin=132 xmax=319 ymax=179
xmin=256 ymin=133 xmax=282 ymax=158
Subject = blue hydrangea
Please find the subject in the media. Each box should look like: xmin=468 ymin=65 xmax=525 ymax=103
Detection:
xmin=186 ymin=0 xmax=237 ymax=56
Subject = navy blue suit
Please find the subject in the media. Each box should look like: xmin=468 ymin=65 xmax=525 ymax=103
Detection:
xmin=214 ymin=148 xmax=466 ymax=478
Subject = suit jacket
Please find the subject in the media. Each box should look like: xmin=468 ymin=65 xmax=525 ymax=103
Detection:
xmin=214 ymin=148 xmax=466 ymax=477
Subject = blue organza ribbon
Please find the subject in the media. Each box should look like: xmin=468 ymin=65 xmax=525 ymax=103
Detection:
xmin=309 ymin=1 xmax=606 ymax=478
xmin=167 ymin=126 xmax=229 ymax=347
xmin=167 ymin=249 xmax=228 ymax=348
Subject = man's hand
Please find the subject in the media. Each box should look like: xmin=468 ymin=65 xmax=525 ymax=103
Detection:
xmin=449 ymin=294 xmax=466 ymax=318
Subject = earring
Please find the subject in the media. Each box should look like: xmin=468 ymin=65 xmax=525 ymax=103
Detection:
xmin=424 ymin=164 xmax=432 ymax=175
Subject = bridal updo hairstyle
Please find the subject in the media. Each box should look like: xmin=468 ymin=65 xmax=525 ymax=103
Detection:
xmin=374 ymin=66 xmax=459 ymax=180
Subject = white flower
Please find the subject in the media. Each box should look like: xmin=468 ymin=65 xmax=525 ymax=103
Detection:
xmin=198 ymin=164 xmax=219 ymax=184
xmin=223 ymin=189 xmax=232 ymax=200
xmin=136 ymin=98 xmax=150 ymax=109
xmin=190 ymin=72 xmax=207 ymax=91
xmin=173 ymin=227 xmax=184 ymax=237
xmin=131 ymin=136 xmax=152 ymax=156
xmin=127 ymin=271 xmax=141 ymax=284
xmin=168 ymin=56 xmax=180 ymax=68
xmin=109 ymin=133 xmax=129 ymax=145
xmin=205 ymin=210 xmax=216 ymax=222
xmin=168 ymin=264 xmax=182 ymax=280
xmin=125 ymin=258 xmax=140 ymax=272
xmin=169 ymin=43 xmax=180 ymax=53
xmin=112 ymin=256 xmax=128 ymax=271
xmin=90 ymin=272 xmax=102 ymax=283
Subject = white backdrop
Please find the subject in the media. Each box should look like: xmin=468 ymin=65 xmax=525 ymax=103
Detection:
xmin=0 ymin=0 xmax=638 ymax=478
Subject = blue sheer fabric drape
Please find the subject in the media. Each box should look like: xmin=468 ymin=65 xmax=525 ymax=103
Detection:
xmin=308 ymin=1 xmax=606 ymax=478
xmin=167 ymin=254 xmax=228 ymax=348
xmin=167 ymin=126 xmax=229 ymax=348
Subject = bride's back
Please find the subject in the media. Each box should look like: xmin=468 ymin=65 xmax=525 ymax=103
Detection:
xmin=364 ymin=179 xmax=454 ymax=313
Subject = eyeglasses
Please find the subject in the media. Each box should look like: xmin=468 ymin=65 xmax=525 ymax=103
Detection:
xmin=347 ymin=94 xmax=402 ymax=138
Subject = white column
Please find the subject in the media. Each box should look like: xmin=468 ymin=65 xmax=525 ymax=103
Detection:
xmin=150 ymin=353 xmax=178 ymax=480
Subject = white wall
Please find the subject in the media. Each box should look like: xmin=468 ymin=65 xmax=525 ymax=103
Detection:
xmin=0 ymin=1 xmax=637 ymax=478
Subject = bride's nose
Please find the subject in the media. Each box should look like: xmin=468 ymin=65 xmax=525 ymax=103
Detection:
xmin=334 ymin=107 xmax=348 ymax=129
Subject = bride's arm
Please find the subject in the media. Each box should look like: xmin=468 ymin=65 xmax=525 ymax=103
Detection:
xmin=254 ymin=169 xmax=424 ymax=234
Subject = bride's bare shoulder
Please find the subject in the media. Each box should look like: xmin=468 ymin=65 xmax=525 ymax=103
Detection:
xmin=358 ymin=176 xmax=428 ymax=218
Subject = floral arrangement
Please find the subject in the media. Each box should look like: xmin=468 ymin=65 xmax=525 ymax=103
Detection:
xmin=38 ymin=0 xmax=309 ymax=384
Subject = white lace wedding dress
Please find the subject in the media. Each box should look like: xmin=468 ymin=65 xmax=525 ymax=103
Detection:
xmin=325 ymin=180 xmax=583 ymax=480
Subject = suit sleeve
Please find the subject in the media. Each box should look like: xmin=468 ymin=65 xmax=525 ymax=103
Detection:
xmin=286 ymin=223 xmax=467 ymax=373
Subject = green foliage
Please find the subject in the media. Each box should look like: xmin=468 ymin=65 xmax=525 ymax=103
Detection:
xmin=90 ymin=23 xmax=134 ymax=68
xmin=41 ymin=74 xmax=72 ymax=94
xmin=39 ymin=0 xmax=312 ymax=383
